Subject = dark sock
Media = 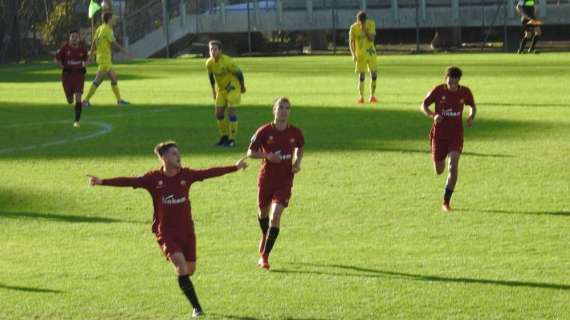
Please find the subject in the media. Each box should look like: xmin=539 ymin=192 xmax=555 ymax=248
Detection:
xmin=529 ymin=35 xmax=539 ymax=52
xmin=74 ymin=102 xmax=82 ymax=122
xmin=518 ymin=37 xmax=528 ymax=53
xmin=263 ymin=227 xmax=280 ymax=256
xmin=258 ymin=217 xmax=269 ymax=235
xmin=443 ymin=187 xmax=454 ymax=204
xmin=178 ymin=275 xmax=202 ymax=310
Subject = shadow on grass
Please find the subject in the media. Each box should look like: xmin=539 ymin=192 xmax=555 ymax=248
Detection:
xmin=0 ymin=62 xmax=159 ymax=83
xmin=272 ymin=263 xmax=570 ymax=291
xmin=208 ymin=314 xmax=330 ymax=320
xmin=0 ymin=102 xmax=560 ymax=159
xmin=456 ymin=208 xmax=570 ymax=217
xmin=0 ymin=283 xmax=62 ymax=293
xmin=0 ymin=211 xmax=144 ymax=224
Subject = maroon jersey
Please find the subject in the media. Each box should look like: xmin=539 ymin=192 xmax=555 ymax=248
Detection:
xmin=101 ymin=166 xmax=237 ymax=236
xmin=55 ymin=43 xmax=88 ymax=74
xmin=424 ymin=84 xmax=475 ymax=140
xmin=249 ymin=123 xmax=304 ymax=188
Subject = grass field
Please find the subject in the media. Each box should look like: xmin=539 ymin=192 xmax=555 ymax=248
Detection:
xmin=0 ymin=53 xmax=569 ymax=320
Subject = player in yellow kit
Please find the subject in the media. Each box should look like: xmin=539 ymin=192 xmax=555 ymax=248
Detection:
xmin=83 ymin=12 xmax=129 ymax=107
xmin=206 ymin=40 xmax=246 ymax=148
xmin=349 ymin=11 xmax=378 ymax=104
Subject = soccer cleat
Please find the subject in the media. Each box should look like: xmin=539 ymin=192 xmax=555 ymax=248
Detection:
xmin=369 ymin=96 xmax=378 ymax=104
xmin=442 ymin=203 xmax=452 ymax=212
xmin=257 ymin=254 xmax=270 ymax=270
xmin=225 ymin=139 xmax=236 ymax=148
xmin=192 ymin=308 xmax=204 ymax=318
xmin=357 ymin=97 xmax=365 ymax=104
xmin=73 ymin=122 xmax=80 ymax=128
xmin=214 ymin=135 xmax=228 ymax=147
xmin=82 ymin=100 xmax=91 ymax=108
xmin=258 ymin=234 xmax=267 ymax=255
xmin=117 ymin=99 xmax=129 ymax=106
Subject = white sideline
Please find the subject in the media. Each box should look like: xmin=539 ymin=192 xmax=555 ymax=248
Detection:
xmin=0 ymin=107 xmax=177 ymax=155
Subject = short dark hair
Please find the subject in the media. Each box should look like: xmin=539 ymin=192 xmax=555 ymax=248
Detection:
xmin=446 ymin=66 xmax=463 ymax=79
xmin=208 ymin=40 xmax=223 ymax=50
xmin=102 ymin=12 xmax=112 ymax=23
xmin=356 ymin=11 xmax=367 ymax=22
xmin=69 ymin=29 xmax=79 ymax=35
xmin=154 ymin=141 xmax=178 ymax=157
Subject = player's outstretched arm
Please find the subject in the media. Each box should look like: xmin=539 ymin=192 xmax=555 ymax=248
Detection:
xmin=87 ymin=175 xmax=146 ymax=188
xmin=192 ymin=161 xmax=246 ymax=181
xmin=247 ymin=149 xmax=281 ymax=163
xmin=292 ymin=147 xmax=304 ymax=174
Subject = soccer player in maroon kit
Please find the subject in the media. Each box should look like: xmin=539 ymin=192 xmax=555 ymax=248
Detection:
xmin=54 ymin=30 xmax=88 ymax=128
xmin=247 ymin=97 xmax=304 ymax=269
xmin=421 ymin=66 xmax=477 ymax=212
xmin=88 ymin=141 xmax=247 ymax=318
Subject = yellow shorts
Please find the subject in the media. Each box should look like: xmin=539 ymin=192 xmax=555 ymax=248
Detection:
xmin=97 ymin=62 xmax=113 ymax=73
xmin=215 ymin=82 xmax=241 ymax=107
xmin=355 ymin=55 xmax=378 ymax=73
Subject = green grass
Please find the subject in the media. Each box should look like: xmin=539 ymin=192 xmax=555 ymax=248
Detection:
xmin=1 ymin=53 xmax=569 ymax=319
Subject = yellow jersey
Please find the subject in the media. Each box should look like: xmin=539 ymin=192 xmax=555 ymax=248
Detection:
xmin=94 ymin=23 xmax=115 ymax=64
xmin=349 ymin=20 xmax=376 ymax=57
xmin=206 ymin=54 xmax=241 ymax=92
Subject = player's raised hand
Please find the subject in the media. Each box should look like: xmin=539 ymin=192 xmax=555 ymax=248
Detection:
xmin=466 ymin=115 xmax=475 ymax=127
xmin=87 ymin=175 xmax=102 ymax=186
xmin=266 ymin=152 xmax=282 ymax=164
xmin=235 ymin=157 xmax=248 ymax=170
xmin=434 ymin=114 xmax=443 ymax=124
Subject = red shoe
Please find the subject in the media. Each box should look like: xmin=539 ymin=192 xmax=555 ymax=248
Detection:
xmin=442 ymin=203 xmax=452 ymax=212
xmin=257 ymin=254 xmax=270 ymax=270
xmin=369 ymin=96 xmax=378 ymax=103
xmin=357 ymin=97 xmax=365 ymax=104
xmin=258 ymin=234 xmax=266 ymax=255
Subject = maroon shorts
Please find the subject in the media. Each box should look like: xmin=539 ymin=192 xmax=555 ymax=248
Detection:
xmin=431 ymin=137 xmax=463 ymax=162
xmin=62 ymin=74 xmax=85 ymax=101
xmin=155 ymin=232 xmax=196 ymax=262
xmin=258 ymin=184 xmax=293 ymax=209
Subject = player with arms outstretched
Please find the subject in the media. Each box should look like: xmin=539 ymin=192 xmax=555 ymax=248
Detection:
xmin=421 ymin=67 xmax=477 ymax=212
xmin=88 ymin=141 xmax=247 ymax=317
xmin=247 ymin=97 xmax=304 ymax=269
xmin=206 ymin=40 xmax=246 ymax=147
xmin=349 ymin=11 xmax=378 ymax=104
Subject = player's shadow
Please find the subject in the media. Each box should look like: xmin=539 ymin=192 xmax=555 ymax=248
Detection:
xmin=0 ymin=283 xmax=62 ymax=293
xmin=0 ymin=63 xmax=158 ymax=83
xmin=456 ymin=208 xmax=570 ymax=217
xmin=273 ymin=263 xmax=570 ymax=291
xmin=0 ymin=211 xmax=143 ymax=224
xmin=208 ymin=314 xmax=330 ymax=320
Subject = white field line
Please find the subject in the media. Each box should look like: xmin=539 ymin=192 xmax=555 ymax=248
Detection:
xmin=0 ymin=107 xmax=177 ymax=155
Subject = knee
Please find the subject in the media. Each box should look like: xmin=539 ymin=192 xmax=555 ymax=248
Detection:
xmin=175 ymin=263 xmax=188 ymax=276
xmin=187 ymin=264 xmax=196 ymax=276
xmin=110 ymin=80 xmax=118 ymax=86
xmin=359 ymin=73 xmax=365 ymax=82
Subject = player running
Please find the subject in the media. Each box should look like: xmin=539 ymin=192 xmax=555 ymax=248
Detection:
xmin=82 ymin=12 xmax=129 ymax=107
xmin=515 ymin=0 xmax=542 ymax=54
xmin=88 ymin=141 xmax=247 ymax=318
xmin=247 ymin=97 xmax=304 ymax=270
xmin=421 ymin=67 xmax=477 ymax=212
xmin=54 ymin=30 xmax=88 ymax=128
xmin=206 ymin=40 xmax=246 ymax=148
xmin=349 ymin=11 xmax=378 ymax=104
